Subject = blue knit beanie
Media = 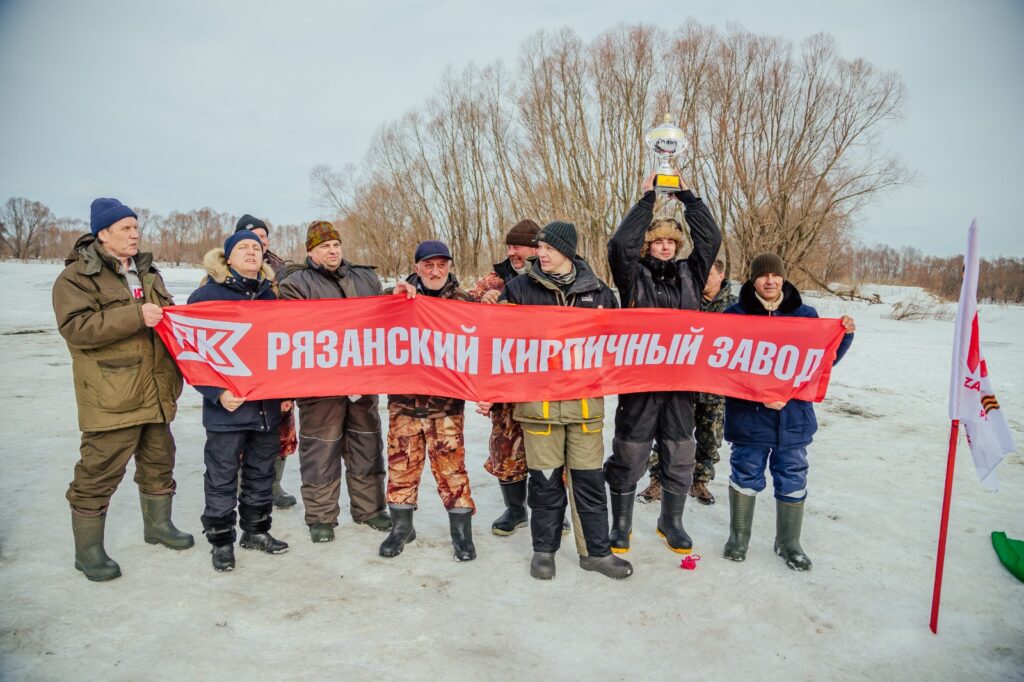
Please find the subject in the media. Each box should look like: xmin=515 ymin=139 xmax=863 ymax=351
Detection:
xmin=90 ymin=198 xmax=138 ymax=235
xmin=224 ymin=230 xmax=263 ymax=260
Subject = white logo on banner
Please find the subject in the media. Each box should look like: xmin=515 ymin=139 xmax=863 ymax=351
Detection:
xmin=165 ymin=312 xmax=253 ymax=376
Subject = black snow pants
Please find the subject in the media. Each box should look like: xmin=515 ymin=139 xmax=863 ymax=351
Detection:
xmin=604 ymin=391 xmax=696 ymax=495
xmin=200 ymin=429 xmax=277 ymax=545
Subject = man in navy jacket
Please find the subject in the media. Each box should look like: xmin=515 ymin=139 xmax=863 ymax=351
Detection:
xmin=722 ymin=252 xmax=855 ymax=571
xmin=188 ymin=230 xmax=290 ymax=571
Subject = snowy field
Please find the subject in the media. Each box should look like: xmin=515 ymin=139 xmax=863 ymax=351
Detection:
xmin=1 ymin=260 xmax=1021 ymax=681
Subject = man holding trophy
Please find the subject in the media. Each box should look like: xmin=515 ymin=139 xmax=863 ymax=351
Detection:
xmin=604 ymin=115 xmax=723 ymax=555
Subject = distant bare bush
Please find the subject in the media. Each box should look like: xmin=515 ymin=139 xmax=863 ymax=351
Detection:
xmin=885 ymin=292 xmax=954 ymax=321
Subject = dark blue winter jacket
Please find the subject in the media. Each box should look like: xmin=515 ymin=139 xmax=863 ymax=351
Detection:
xmin=187 ymin=250 xmax=283 ymax=433
xmin=723 ymin=280 xmax=854 ymax=449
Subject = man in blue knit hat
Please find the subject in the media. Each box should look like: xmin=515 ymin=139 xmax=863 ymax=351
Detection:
xmin=52 ymin=197 xmax=193 ymax=582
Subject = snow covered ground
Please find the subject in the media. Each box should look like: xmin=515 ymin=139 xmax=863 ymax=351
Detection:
xmin=1 ymin=261 xmax=1021 ymax=681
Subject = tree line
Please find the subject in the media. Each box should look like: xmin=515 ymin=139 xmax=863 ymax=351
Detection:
xmin=2 ymin=21 xmax=1019 ymax=302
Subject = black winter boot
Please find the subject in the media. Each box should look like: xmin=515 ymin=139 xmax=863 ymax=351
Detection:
xmin=238 ymin=503 xmax=288 ymax=554
xmin=491 ymin=479 xmax=528 ymax=536
xmin=448 ymin=508 xmax=476 ymax=561
xmin=203 ymin=523 xmax=236 ymax=572
xmin=724 ymin=486 xmax=756 ymax=562
xmin=211 ymin=544 xmax=236 ymax=572
xmin=272 ymin=457 xmax=297 ymax=510
xmin=579 ymin=553 xmax=633 ymax=580
xmin=140 ymin=492 xmax=194 ymax=550
xmin=530 ymin=551 xmax=556 ymax=580
xmin=608 ymin=486 xmax=635 ymax=554
xmin=656 ymin=489 xmax=693 ymax=554
xmin=72 ymin=513 xmax=121 ymax=582
xmin=774 ymin=500 xmax=812 ymax=571
xmin=379 ymin=505 xmax=416 ymax=558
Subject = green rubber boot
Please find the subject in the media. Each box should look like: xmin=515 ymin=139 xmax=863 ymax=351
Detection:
xmin=72 ymin=513 xmax=121 ymax=582
xmin=140 ymin=492 xmax=194 ymax=550
xmin=272 ymin=457 xmax=297 ymax=510
xmin=774 ymin=499 xmax=812 ymax=571
xmin=723 ymin=486 xmax=756 ymax=562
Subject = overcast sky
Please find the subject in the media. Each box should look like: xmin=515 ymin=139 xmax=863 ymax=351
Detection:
xmin=0 ymin=0 xmax=1021 ymax=257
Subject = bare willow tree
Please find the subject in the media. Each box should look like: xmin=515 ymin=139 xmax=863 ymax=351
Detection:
xmin=314 ymin=21 xmax=909 ymax=285
xmin=0 ymin=197 xmax=55 ymax=259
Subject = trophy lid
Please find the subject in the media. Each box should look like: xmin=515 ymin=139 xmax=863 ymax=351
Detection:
xmin=645 ymin=114 xmax=686 ymax=158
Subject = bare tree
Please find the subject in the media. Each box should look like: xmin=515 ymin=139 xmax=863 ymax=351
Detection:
xmin=0 ymin=197 xmax=55 ymax=259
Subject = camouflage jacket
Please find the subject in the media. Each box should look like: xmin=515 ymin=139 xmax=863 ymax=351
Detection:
xmin=387 ymin=273 xmax=472 ymax=418
xmin=696 ymin=279 xmax=738 ymax=405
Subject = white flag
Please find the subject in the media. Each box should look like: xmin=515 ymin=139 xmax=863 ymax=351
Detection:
xmin=948 ymin=220 xmax=1015 ymax=490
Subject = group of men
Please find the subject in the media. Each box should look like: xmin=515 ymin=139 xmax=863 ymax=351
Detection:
xmin=53 ymin=172 xmax=854 ymax=582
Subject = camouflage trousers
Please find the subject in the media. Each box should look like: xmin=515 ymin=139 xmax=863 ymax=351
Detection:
xmin=650 ymin=400 xmax=724 ymax=483
xmin=386 ymin=413 xmax=475 ymax=511
xmin=279 ymin=408 xmax=297 ymax=458
xmin=483 ymin=403 xmax=527 ymax=483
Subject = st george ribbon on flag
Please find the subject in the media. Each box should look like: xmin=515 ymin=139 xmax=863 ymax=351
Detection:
xmin=948 ymin=220 xmax=1015 ymax=490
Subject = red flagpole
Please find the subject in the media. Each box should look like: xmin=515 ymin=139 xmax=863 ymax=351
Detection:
xmin=930 ymin=419 xmax=960 ymax=634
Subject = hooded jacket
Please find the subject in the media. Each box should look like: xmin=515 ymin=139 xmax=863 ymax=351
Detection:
xmin=187 ymin=248 xmax=282 ymax=433
xmin=52 ymin=234 xmax=183 ymax=432
xmin=608 ymin=190 xmax=722 ymax=311
xmin=500 ymin=257 xmax=619 ymax=426
xmin=723 ymin=280 xmax=854 ymax=449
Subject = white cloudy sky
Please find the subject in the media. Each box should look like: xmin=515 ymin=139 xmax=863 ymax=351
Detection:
xmin=0 ymin=0 xmax=1021 ymax=257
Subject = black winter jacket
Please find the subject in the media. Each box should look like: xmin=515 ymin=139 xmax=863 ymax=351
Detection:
xmin=500 ymin=257 xmax=619 ymax=310
xmin=608 ymin=190 xmax=722 ymax=310
xmin=187 ymin=249 xmax=283 ymax=433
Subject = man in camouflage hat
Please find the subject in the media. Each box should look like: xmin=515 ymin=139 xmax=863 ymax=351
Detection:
xmin=277 ymin=220 xmax=391 ymax=542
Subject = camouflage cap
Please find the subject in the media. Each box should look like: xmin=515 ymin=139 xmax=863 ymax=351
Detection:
xmin=306 ymin=220 xmax=342 ymax=251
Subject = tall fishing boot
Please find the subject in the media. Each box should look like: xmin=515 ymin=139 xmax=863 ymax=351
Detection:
xmin=723 ymin=486 xmax=756 ymax=562
xmin=72 ymin=512 xmax=121 ymax=581
xmin=579 ymin=553 xmax=634 ymax=580
xmin=608 ymin=486 xmax=635 ymax=554
xmin=379 ymin=505 xmax=416 ymax=558
xmin=774 ymin=499 xmax=812 ymax=571
xmin=491 ymin=479 xmax=528 ymax=536
xmin=140 ymin=492 xmax=194 ymax=550
xmin=448 ymin=508 xmax=477 ymax=561
xmin=656 ymin=488 xmax=693 ymax=554
xmin=272 ymin=457 xmax=297 ymax=510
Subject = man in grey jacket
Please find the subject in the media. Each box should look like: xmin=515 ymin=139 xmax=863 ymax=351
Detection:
xmin=277 ymin=220 xmax=391 ymax=542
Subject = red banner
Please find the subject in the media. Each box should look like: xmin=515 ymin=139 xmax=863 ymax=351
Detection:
xmin=154 ymin=296 xmax=846 ymax=404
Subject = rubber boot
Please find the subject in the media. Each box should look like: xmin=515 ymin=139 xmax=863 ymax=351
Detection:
xmin=608 ymin=486 xmax=635 ymax=554
xmin=579 ymin=553 xmax=633 ymax=580
xmin=379 ymin=505 xmax=416 ymax=558
xmin=656 ymin=489 xmax=693 ymax=554
xmin=309 ymin=523 xmax=335 ymax=543
xmin=491 ymin=479 xmax=528 ymax=536
xmin=530 ymin=551 xmax=556 ymax=580
xmin=72 ymin=513 xmax=121 ymax=581
xmin=359 ymin=510 xmax=393 ymax=532
xmin=139 ymin=492 xmax=194 ymax=550
xmin=774 ymin=499 xmax=812 ymax=571
xmin=272 ymin=457 xmax=297 ymax=510
xmin=448 ymin=508 xmax=476 ymax=561
xmin=723 ymin=486 xmax=756 ymax=562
